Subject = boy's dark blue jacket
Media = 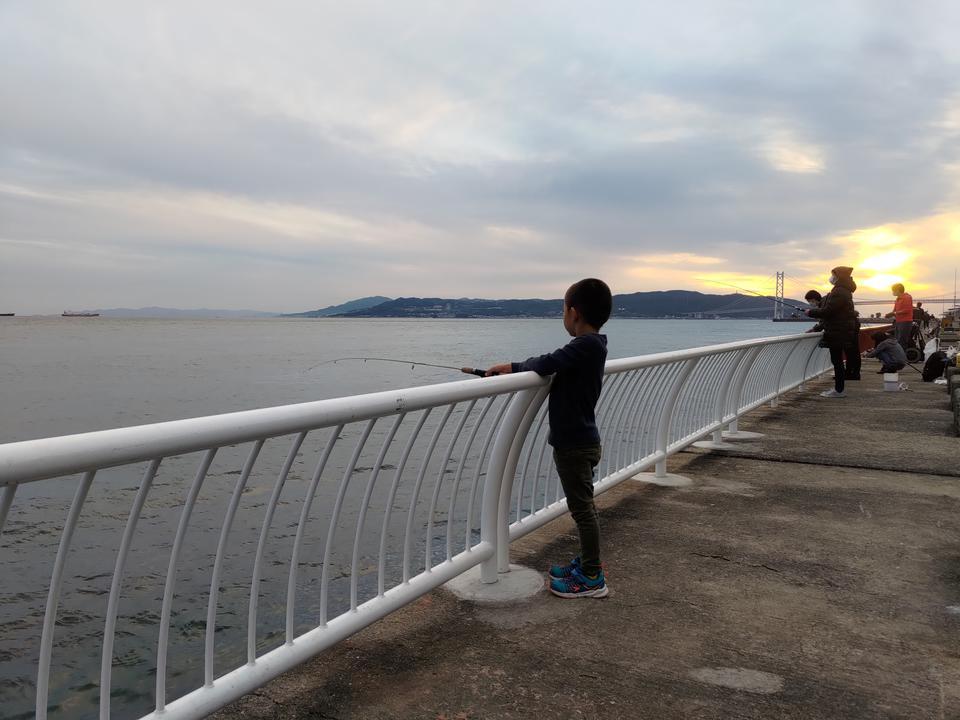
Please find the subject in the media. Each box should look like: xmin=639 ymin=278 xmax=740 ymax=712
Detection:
xmin=511 ymin=333 xmax=608 ymax=449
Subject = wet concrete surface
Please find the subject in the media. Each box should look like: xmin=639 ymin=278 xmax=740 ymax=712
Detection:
xmin=215 ymin=361 xmax=960 ymax=719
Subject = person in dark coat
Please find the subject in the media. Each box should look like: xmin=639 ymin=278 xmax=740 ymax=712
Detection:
xmin=806 ymin=266 xmax=859 ymax=397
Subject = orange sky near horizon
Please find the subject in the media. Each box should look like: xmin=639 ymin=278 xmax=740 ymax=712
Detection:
xmin=621 ymin=211 xmax=960 ymax=305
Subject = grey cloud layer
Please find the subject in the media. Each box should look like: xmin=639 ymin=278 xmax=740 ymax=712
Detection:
xmin=1 ymin=1 xmax=959 ymax=311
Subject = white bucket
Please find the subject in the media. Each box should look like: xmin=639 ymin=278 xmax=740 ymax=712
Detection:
xmin=883 ymin=372 xmax=900 ymax=391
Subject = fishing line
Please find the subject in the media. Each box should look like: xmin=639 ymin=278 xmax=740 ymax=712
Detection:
xmin=698 ymin=278 xmax=811 ymax=313
xmin=306 ymin=356 xmax=489 ymax=376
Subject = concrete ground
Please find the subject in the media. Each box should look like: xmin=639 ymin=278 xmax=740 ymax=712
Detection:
xmin=215 ymin=361 xmax=960 ymax=719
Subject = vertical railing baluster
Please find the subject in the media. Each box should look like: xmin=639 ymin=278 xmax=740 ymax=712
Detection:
xmin=653 ymin=359 xmax=699 ymax=476
xmin=350 ymin=414 xmax=405 ymax=611
xmin=530 ymin=422 xmax=552 ymax=514
xmin=403 ymin=404 xmax=455 ymax=583
xmin=626 ymin=367 xmax=655 ymax=465
xmin=156 ymin=449 xmax=217 ymax=713
xmin=319 ymin=420 xmax=376 ymax=625
xmin=594 ymin=371 xmax=624 ymax=443
xmin=207 ymin=440 xmax=265 ymax=685
xmin=604 ymin=369 xmax=641 ymax=478
xmin=632 ymin=364 xmax=675 ymax=470
xmin=378 ymin=409 xmax=431 ymax=596
xmin=617 ymin=367 xmax=650 ymax=471
xmin=598 ymin=371 xmax=629 ymax=478
xmin=506 ymin=387 xmax=548 ymax=525
xmin=100 ymin=458 xmax=162 ymax=720
xmin=424 ymin=400 xmax=477 ymax=571
xmin=0 ymin=482 xmax=17 ymax=535
xmin=613 ymin=369 xmax=648 ymax=473
xmin=36 ymin=470 xmax=96 ymax=720
xmin=463 ymin=393 xmax=512 ymax=554
xmin=770 ymin=342 xmax=801 ymax=405
xmin=705 ymin=349 xmax=749 ymax=444
xmin=683 ymin=353 xmax=727 ymax=437
xmin=517 ymin=405 xmax=550 ymax=520
xmin=247 ymin=433 xmax=307 ymax=663
xmin=728 ymin=347 xmax=764 ymax=427
xmin=285 ymin=427 xmax=341 ymax=643
xmin=512 ymin=429 xmax=531 ymax=524
xmin=642 ymin=365 xmax=676 ymax=458
xmin=481 ymin=386 xmax=545 ymax=580
xmin=798 ymin=337 xmax=822 ymax=391
xmin=694 ymin=354 xmax=724 ymax=436
xmin=445 ymin=397 xmax=500 ymax=561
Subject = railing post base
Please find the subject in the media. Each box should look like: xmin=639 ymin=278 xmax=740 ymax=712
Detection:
xmin=633 ymin=459 xmax=693 ymax=487
xmin=446 ymin=563 xmax=544 ymax=603
xmin=722 ymin=430 xmax=765 ymax=441
xmin=632 ymin=472 xmax=694 ymax=487
xmin=692 ymin=439 xmax=738 ymax=451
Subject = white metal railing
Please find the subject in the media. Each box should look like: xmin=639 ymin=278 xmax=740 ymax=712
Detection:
xmin=0 ymin=333 xmax=829 ymax=720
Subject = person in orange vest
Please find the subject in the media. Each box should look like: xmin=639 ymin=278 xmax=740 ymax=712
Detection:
xmin=884 ymin=283 xmax=913 ymax=350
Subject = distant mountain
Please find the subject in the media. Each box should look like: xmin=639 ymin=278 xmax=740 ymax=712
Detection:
xmin=340 ymin=297 xmax=562 ymax=318
xmin=282 ymin=296 xmax=392 ymax=318
xmin=333 ymin=291 xmax=805 ymax=319
xmin=612 ymin=290 xmax=807 ymax=318
xmin=96 ymin=307 xmax=280 ymax=318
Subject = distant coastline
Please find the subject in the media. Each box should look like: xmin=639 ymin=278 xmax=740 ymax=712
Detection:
xmin=286 ymin=291 xmax=805 ymax=320
xmin=20 ymin=290 xmax=811 ymax=320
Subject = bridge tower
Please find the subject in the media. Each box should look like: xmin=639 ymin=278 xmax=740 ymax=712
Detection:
xmin=774 ymin=271 xmax=785 ymax=320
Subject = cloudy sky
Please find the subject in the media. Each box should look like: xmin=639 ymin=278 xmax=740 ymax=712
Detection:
xmin=2 ymin=1 xmax=959 ymax=314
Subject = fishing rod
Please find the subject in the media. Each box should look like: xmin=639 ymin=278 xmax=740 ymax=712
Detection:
xmin=699 ymin=278 xmax=811 ymax=313
xmin=307 ymin=356 xmax=492 ymax=377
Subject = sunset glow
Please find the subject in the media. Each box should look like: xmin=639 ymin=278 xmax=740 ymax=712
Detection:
xmin=829 ymin=213 xmax=960 ymax=297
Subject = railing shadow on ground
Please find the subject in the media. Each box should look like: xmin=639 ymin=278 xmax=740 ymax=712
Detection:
xmin=0 ymin=333 xmax=829 ymax=720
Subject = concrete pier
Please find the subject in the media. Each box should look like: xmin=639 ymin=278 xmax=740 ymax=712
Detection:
xmin=216 ymin=360 xmax=960 ymax=719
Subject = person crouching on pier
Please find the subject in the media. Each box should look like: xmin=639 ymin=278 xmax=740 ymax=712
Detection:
xmin=806 ymin=266 xmax=859 ymax=398
xmin=485 ymin=278 xmax=611 ymax=599
xmin=863 ymin=331 xmax=907 ymax=374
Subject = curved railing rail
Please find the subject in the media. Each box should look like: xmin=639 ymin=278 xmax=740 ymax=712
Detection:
xmin=0 ymin=333 xmax=829 ymax=720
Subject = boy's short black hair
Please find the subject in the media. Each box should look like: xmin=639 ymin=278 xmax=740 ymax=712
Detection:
xmin=871 ymin=331 xmax=889 ymax=345
xmin=565 ymin=278 xmax=612 ymax=328
xmin=804 ymin=289 xmax=822 ymax=302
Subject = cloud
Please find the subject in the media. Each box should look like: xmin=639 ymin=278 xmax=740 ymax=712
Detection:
xmin=759 ymin=131 xmax=826 ymax=174
xmin=630 ymin=253 xmax=725 ymax=266
xmin=827 ymin=212 xmax=960 ymax=296
xmin=1 ymin=1 xmax=959 ymax=313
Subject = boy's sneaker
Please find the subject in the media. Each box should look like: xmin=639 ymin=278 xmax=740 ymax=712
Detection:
xmin=548 ymin=556 xmax=581 ymax=580
xmin=819 ymin=389 xmax=846 ymax=398
xmin=549 ymin=567 xmax=609 ymax=599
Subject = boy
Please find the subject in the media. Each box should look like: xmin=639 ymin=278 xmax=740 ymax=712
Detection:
xmin=804 ymin=290 xmax=823 ymax=333
xmin=485 ymin=278 xmax=612 ymax=598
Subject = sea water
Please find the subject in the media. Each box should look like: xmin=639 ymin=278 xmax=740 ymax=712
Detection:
xmin=0 ymin=317 xmax=800 ymax=443
xmin=0 ymin=317 xmax=802 ymax=719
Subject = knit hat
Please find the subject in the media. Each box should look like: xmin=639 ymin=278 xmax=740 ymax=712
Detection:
xmin=831 ymin=266 xmax=854 ymax=277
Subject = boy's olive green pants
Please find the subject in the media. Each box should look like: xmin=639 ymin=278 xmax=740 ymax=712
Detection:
xmin=552 ymin=444 xmax=602 ymax=576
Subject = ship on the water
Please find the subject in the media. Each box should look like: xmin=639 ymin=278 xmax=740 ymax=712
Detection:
xmin=62 ymin=310 xmax=100 ymax=317
xmin=0 ymin=313 xmax=14 ymax=317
